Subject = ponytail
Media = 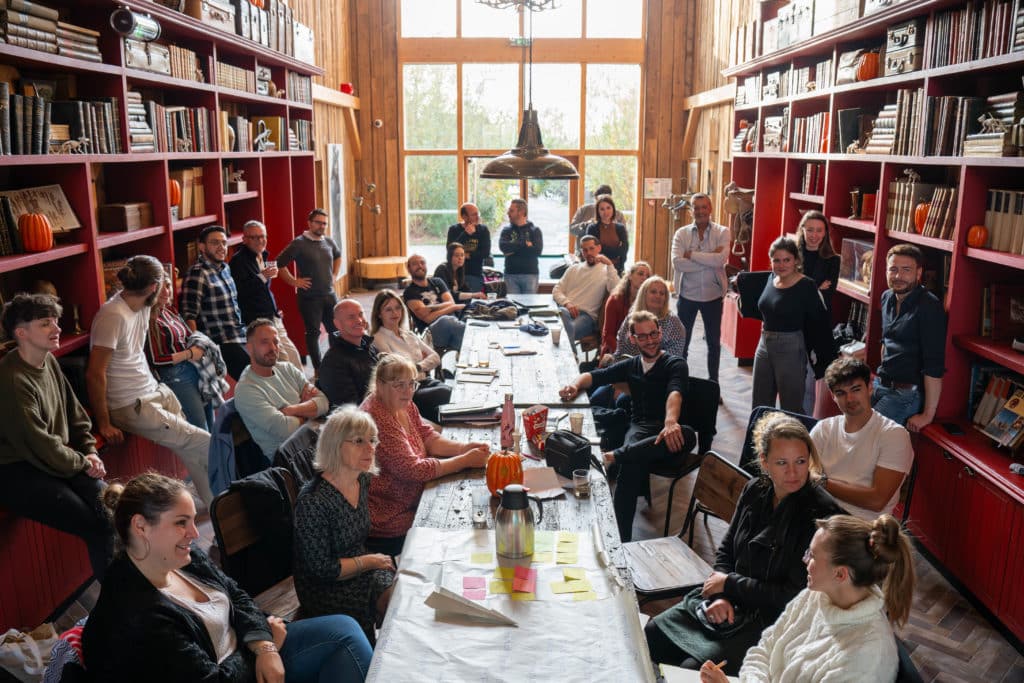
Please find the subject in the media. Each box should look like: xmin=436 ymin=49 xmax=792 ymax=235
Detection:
xmin=817 ymin=514 xmax=916 ymax=627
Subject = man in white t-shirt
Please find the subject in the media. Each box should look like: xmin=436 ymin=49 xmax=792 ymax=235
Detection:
xmin=553 ymin=235 xmax=619 ymax=341
xmin=86 ymin=255 xmax=213 ymax=505
xmin=811 ymin=357 xmax=913 ymax=520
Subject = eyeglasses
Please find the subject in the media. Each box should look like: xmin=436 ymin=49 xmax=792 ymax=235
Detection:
xmin=311 ymin=220 xmax=328 ymax=226
xmin=632 ymin=329 xmax=662 ymax=342
xmin=387 ymin=380 xmax=420 ymax=391
xmin=346 ymin=437 xmax=380 ymax=447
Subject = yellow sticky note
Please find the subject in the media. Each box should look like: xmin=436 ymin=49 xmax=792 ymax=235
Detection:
xmin=535 ymin=530 xmax=555 ymax=545
xmin=531 ymin=552 xmax=552 ymax=564
xmin=550 ymin=579 xmax=594 ymax=594
xmin=557 ymin=532 xmax=578 ymax=544
xmin=494 ymin=566 xmax=516 ymax=579
xmin=510 ymin=592 xmax=535 ymax=601
xmin=573 ymin=591 xmax=598 ymax=601
xmin=471 ymin=552 xmax=493 ymax=565
xmin=489 ymin=580 xmax=512 ymax=594
xmin=563 ymin=567 xmax=586 ymax=581
xmin=556 ymin=553 xmax=579 ymax=565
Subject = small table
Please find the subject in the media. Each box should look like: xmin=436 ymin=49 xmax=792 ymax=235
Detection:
xmin=355 ymin=256 xmax=407 ymax=288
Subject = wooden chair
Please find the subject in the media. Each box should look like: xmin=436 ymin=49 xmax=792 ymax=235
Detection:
xmin=210 ymin=468 xmax=300 ymax=620
xmin=679 ymin=450 xmax=752 ymax=547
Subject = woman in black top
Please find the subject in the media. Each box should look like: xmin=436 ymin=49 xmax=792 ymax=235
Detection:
xmin=83 ymin=472 xmax=373 ymax=683
xmin=751 ymin=236 xmax=833 ymax=413
xmin=585 ymin=195 xmax=630 ymax=275
xmin=434 ymin=242 xmax=487 ymax=302
xmin=796 ymin=211 xmax=841 ymax=414
xmin=645 ymin=412 xmax=843 ymax=675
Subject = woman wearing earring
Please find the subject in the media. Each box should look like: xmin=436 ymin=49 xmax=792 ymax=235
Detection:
xmin=83 ymin=472 xmax=373 ymax=682
xmin=614 ymin=276 xmax=687 ymax=359
xmin=699 ymin=514 xmax=915 ymax=682
xmin=751 ymin=236 xmax=833 ymax=413
xmin=796 ymin=211 xmax=840 ymax=414
xmin=293 ymin=406 xmax=396 ymax=641
xmin=645 ymin=412 xmax=843 ymax=676
xmin=585 ymin=195 xmax=630 ymax=275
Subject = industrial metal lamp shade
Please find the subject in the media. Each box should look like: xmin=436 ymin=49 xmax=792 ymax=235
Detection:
xmin=479 ymin=109 xmax=580 ymax=180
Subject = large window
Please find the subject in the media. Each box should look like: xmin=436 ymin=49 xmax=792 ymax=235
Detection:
xmin=400 ymin=0 xmax=644 ymax=268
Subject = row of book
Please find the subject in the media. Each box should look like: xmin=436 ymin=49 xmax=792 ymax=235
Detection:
xmin=974 ymin=375 xmax=1024 ymax=451
xmin=145 ymin=103 xmax=213 ymax=154
xmin=928 ymin=0 xmax=1018 ymax=69
xmin=168 ymin=166 xmax=207 ymax=220
xmin=287 ymin=73 xmax=312 ymax=105
xmin=885 ymin=180 xmax=957 ymax=239
xmin=290 ymin=119 xmax=311 ymax=152
xmin=216 ymin=61 xmax=257 ymax=95
xmin=0 ymin=89 xmax=123 ymax=156
xmin=799 ymin=161 xmax=825 ymax=196
xmin=167 ymin=44 xmax=205 ymax=83
xmin=1 ymin=0 xmax=102 ymax=61
xmin=790 ymin=111 xmax=829 ymax=153
xmin=0 ymin=195 xmax=25 ymax=256
xmin=865 ymin=87 xmax=924 ymax=156
xmin=982 ymin=189 xmax=1024 ymax=255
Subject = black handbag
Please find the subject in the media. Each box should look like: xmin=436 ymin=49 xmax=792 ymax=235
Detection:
xmin=543 ymin=429 xmax=592 ymax=479
xmin=681 ymin=586 xmax=752 ymax=639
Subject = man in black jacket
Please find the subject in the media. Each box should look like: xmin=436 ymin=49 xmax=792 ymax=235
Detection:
xmin=317 ymin=299 xmax=379 ymax=407
xmin=559 ymin=310 xmax=696 ymax=542
xmin=446 ymin=203 xmax=491 ymax=292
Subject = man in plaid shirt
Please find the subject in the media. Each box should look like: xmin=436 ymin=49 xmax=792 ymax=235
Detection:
xmin=181 ymin=225 xmax=250 ymax=380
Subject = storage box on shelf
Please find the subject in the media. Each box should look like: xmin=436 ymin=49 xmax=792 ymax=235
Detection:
xmin=0 ymin=0 xmax=322 ymax=630
xmin=726 ymin=0 xmax=1024 ymax=640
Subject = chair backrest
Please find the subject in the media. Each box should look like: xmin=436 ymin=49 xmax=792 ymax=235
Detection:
xmin=739 ymin=405 xmax=817 ymax=475
xmin=691 ymin=451 xmax=752 ymax=526
xmin=681 ymin=377 xmax=720 ymax=454
xmin=210 ymin=467 xmax=297 ymax=595
xmin=273 ymin=424 xmax=319 ymax=490
xmin=209 ymin=398 xmax=272 ymax=497
xmin=895 ymin=636 xmax=924 ymax=683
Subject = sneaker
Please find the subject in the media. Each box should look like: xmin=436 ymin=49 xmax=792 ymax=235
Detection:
xmin=1014 ymin=337 xmax=1024 ymax=353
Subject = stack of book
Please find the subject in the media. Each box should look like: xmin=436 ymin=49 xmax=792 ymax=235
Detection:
xmin=290 ymin=120 xmax=311 ymax=151
xmin=929 ymin=0 xmax=1016 ymax=67
xmin=215 ymin=61 xmax=256 ymax=94
xmin=0 ymin=0 xmax=57 ymax=55
xmin=287 ymin=73 xmax=312 ymax=104
xmin=1015 ymin=1 xmax=1024 ymax=52
xmin=918 ymin=186 xmax=959 ymax=240
xmin=126 ymin=92 xmax=155 ymax=153
xmin=864 ymin=104 xmax=898 ymax=154
xmin=56 ymin=20 xmax=100 ymax=62
xmin=982 ymin=189 xmax=1024 ymax=254
xmin=438 ymin=403 xmax=502 ymax=425
xmin=813 ymin=57 xmax=833 ymax=90
xmin=169 ymin=44 xmax=204 ymax=83
xmin=790 ymin=111 xmax=829 ymax=153
xmin=144 ymin=101 xmax=212 ymax=153
xmin=976 ymin=378 xmax=1024 ymax=450
xmin=924 ymin=95 xmax=986 ymax=156
xmin=963 ymin=92 xmax=1023 ymax=157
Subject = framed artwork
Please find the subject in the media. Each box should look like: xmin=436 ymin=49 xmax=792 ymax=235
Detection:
xmin=327 ymin=143 xmax=347 ymax=277
xmin=687 ymin=158 xmax=701 ymax=193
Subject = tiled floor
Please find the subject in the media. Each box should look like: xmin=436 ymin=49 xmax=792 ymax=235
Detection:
xmin=55 ymin=290 xmax=1024 ymax=681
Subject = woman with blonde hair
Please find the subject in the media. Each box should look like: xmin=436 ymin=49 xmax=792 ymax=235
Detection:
xmin=614 ymin=275 xmax=687 ymax=358
xmin=362 ymin=354 xmax=490 ymax=556
xmin=700 ymin=513 xmax=914 ymax=682
xmin=646 ymin=412 xmax=843 ymax=676
xmin=370 ymin=289 xmax=451 ymax=422
xmin=293 ymin=405 xmax=396 ymax=641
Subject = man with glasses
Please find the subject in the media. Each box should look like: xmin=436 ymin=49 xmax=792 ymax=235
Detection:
xmin=317 ymin=299 xmax=380 ymax=408
xmin=276 ymin=208 xmax=343 ymax=372
xmin=235 ymin=319 xmax=329 ymax=458
xmin=559 ymin=310 xmax=695 ymax=542
xmin=229 ymin=220 xmax=303 ymax=369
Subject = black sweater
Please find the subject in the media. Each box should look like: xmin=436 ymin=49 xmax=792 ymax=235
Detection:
xmin=317 ymin=333 xmax=379 ymax=407
xmin=589 ymin=353 xmax=688 ymax=425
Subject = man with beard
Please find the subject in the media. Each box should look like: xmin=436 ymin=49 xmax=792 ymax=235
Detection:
xmin=446 ymin=203 xmax=491 ymax=293
xmin=401 ymin=253 xmax=466 ymax=350
xmin=276 ymin=208 xmax=342 ymax=372
xmin=234 ymin=319 xmax=329 ymax=458
xmin=498 ymin=198 xmax=543 ymax=294
xmin=180 ymin=225 xmax=249 ymax=380
xmin=87 ymin=255 xmax=213 ymax=505
xmin=812 ymin=357 xmax=913 ymax=521
xmin=872 ymin=244 xmax=946 ymax=432
xmin=317 ymin=299 xmax=380 ymax=407
xmin=559 ymin=311 xmax=694 ymax=542
xmin=552 ymin=235 xmax=619 ymax=341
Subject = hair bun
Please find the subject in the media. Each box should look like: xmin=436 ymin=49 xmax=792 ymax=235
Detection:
xmin=101 ymin=482 xmax=125 ymax=512
xmin=869 ymin=514 xmax=901 ymax=563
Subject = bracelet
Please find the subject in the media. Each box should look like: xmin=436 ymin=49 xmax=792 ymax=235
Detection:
xmin=354 ymin=556 xmax=364 ymax=575
xmin=253 ymin=642 xmax=278 ymax=656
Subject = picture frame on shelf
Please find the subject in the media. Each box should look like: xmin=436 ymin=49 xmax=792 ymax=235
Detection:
xmin=838 ymin=238 xmax=873 ymax=294
xmin=0 ymin=185 xmax=81 ymax=233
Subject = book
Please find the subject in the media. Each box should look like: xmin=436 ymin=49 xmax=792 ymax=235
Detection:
xmin=0 ymin=0 xmax=59 ymax=22
xmin=0 ymin=195 xmax=23 ymax=252
xmin=0 ymin=8 xmax=58 ymax=33
xmin=0 ymin=81 xmax=8 ymax=155
xmin=982 ymin=389 xmax=1024 ymax=447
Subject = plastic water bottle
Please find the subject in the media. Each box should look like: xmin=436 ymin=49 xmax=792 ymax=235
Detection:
xmin=500 ymin=393 xmax=515 ymax=450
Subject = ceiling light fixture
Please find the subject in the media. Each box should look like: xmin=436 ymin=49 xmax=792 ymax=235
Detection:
xmin=478 ymin=0 xmax=579 ymax=180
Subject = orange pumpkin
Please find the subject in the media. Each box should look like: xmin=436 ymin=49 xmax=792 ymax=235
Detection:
xmin=856 ymin=52 xmax=879 ymax=81
xmin=169 ymin=178 xmax=181 ymax=207
xmin=18 ymin=213 xmax=54 ymax=253
xmin=913 ymin=202 xmax=930 ymax=233
xmin=966 ymin=224 xmax=989 ymax=248
xmin=486 ymin=451 xmax=524 ymax=496
xmin=249 ymin=0 xmax=264 ymax=8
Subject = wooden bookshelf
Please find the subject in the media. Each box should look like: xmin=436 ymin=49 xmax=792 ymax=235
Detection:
xmin=727 ymin=0 xmax=1024 ymax=641
xmin=0 ymin=0 xmax=322 ymax=630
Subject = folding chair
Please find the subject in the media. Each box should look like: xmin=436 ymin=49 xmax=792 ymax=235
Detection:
xmin=679 ymin=450 xmax=752 ymax=547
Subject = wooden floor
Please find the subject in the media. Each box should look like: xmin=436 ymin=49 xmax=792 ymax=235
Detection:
xmin=54 ymin=290 xmax=1024 ymax=682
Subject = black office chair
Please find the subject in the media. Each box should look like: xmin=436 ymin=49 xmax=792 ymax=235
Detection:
xmin=648 ymin=377 xmax=721 ymax=535
xmin=739 ymin=405 xmax=818 ymax=475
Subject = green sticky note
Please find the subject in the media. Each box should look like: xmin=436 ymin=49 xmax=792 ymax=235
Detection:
xmin=573 ymin=591 xmax=598 ymax=601
xmin=494 ymin=566 xmax=516 ymax=579
xmin=489 ymin=579 xmax=512 ymax=594
xmin=471 ymin=552 xmax=493 ymax=565
xmin=531 ymin=552 xmax=552 ymax=564
xmin=510 ymin=592 xmax=535 ymax=601
xmin=563 ymin=567 xmax=586 ymax=581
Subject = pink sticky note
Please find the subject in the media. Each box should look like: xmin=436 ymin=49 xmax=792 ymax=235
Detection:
xmin=463 ymin=588 xmax=487 ymax=600
xmin=463 ymin=576 xmax=486 ymax=590
xmin=512 ymin=566 xmax=537 ymax=594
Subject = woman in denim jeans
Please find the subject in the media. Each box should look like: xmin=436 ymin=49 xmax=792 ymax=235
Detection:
xmin=146 ymin=278 xmax=214 ymax=431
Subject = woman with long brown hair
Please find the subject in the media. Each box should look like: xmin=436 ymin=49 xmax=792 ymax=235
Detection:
xmin=600 ymin=260 xmax=651 ymax=359
xmin=585 ymin=194 xmax=630 ymax=274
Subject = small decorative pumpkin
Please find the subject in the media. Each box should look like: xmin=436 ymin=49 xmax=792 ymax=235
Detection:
xmin=913 ymin=202 xmax=930 ymax=233
xmin=485 ymin=451 xmax=523 ymax=496
xmin=18 ymin=213 xmax=54 ymax=253
xmin=856 ymin=51 xmax=879 ymax=81
xmin=169 ymin=178 xmax=181 ymax=207
xmin=966 ymin=224 xmax=989 ymax=248
xmin=249 ymin=0 xmax=264 ymax=8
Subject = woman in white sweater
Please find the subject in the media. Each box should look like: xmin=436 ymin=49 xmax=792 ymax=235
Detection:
xmin=370 ymin=289 xmax=451 ymax=422
xmin=699 ymin=513 xmax=915 ymax=683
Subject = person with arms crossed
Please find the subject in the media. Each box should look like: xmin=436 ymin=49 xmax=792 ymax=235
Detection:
xmin=86 ymin=255 xmax=213 ymax=505
xmin=498 ymin=198 xmax=543 ymax=294
xmin=276 ymin=208 xmax=342 ymax=372
xmin=873 ymin=243 xmax=946 ymax=432
xmin=446 ymin=203 xmax=491 ymax=293
xmin=552 ymin=234 xmax=619 ymax=341
xmin=234 ymin=319 xmax=330 ymax=459
xmin=0 ymin=293 xmax=114 ymax=581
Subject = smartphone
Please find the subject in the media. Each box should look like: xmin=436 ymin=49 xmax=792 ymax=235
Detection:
xmin=942 ymin=422 xmax=965 ymax=436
